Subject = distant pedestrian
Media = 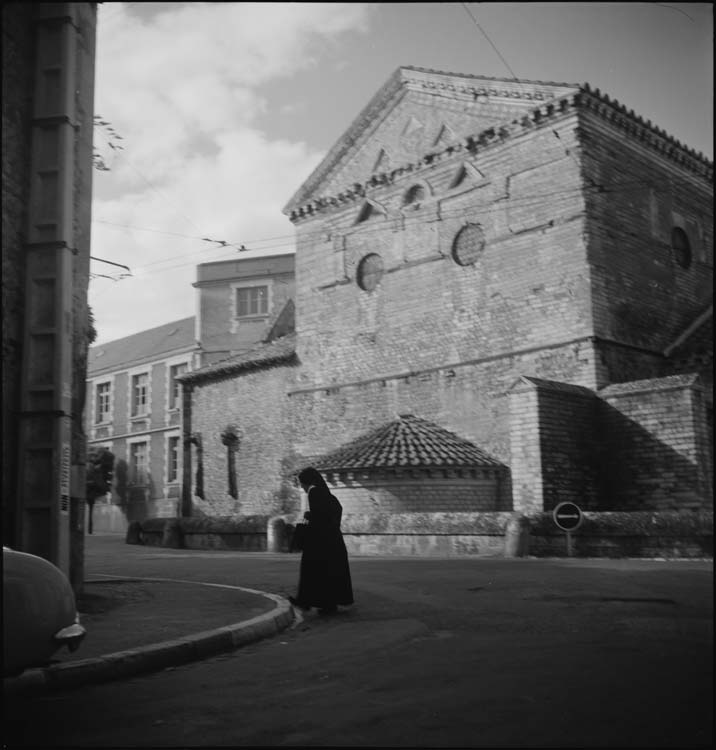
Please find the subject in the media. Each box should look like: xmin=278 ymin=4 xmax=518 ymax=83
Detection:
xmin=289 ymin=467 xmax=354 ymax=615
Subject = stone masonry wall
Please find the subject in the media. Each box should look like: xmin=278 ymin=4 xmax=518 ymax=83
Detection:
xmin=189 ymin=362 xmax=298 ymax=516
xmin=537 ymin=382 xmax=600 ymax=511
xmin=324 ymin=472 xmax=502 ymax=514
xmin=580 ymin=110 xmax=713 ymax=388
xmin=293 ymin=112 xmax=592 ymax=390
xmin=599 ymin=375 xmax=711 ymax=510
xmin=2 ymin=3 xmax=35 ymax=544
xmin=509 ymin=378 xmax=599 ymax=513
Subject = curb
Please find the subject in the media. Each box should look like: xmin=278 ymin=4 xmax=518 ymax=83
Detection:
xmin=3 ymin=578 xmax=295 ymax=696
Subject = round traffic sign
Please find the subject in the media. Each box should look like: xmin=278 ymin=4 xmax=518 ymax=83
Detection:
xmin=553 ymin=502 xmax=583 ymax=531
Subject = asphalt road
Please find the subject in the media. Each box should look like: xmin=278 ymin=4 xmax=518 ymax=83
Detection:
xmin=4 ymin=537 xmax=713 ymax=748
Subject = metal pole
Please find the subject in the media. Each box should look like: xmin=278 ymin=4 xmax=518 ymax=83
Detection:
xmin=566 ymin=530 xmax=573 ymax=557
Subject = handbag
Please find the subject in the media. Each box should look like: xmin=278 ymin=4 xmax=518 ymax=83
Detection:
xmin=290 ymin=522 xmax=309 ymax=552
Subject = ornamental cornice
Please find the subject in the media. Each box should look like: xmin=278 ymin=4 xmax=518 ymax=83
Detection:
xmin=283 ymin=67 xmax=578 ymax=217
xmin=288 ymin=86 xmax=713 ymax=223
xmin=288 ymin=95 xmax=579 ymax=223
xmin=579 ymin=83 xmax=712 ymax=179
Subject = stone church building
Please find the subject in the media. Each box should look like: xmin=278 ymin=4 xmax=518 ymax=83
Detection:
xmin=179 ymin=66 xmax=712 ymax=525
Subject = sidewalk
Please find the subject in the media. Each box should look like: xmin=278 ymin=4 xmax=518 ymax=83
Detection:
xmin=3 ymin=574 xmax=295 ymax=695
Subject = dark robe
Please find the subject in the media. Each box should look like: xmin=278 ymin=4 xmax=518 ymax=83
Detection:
xmin=296 ymin=484 xmax=354 ymax=608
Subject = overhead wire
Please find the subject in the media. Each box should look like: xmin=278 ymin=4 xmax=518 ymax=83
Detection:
xmin=91 ymin=0 xmax=685 ymax=281
xmin=92 ymin=179 xmax=667 ymax=280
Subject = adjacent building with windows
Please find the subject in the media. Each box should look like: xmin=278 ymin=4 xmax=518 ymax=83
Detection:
xmin=85 ymin=252 xmax=295 ymax=530
xmin=85 ymin=317 xmax=198 ymax=530
xmin=193 ymin=252 xmax=296 ymax=365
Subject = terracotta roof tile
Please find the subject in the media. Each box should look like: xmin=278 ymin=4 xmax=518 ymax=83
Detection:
xmin=179 ymin=333 xmax=297 ymax=384
xmin=314 ymin=414 xmax=503 ymax=471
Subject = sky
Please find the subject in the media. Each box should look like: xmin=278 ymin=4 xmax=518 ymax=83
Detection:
xmin=89 ymin=2 xmax=713 ymax=345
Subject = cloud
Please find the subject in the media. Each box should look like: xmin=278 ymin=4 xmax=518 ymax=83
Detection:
xmin=90 ymin=2 xmax=373 ymax=345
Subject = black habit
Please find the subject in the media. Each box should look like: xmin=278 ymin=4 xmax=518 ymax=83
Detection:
xmin=296 ymin=484 xmax=354 ymax=608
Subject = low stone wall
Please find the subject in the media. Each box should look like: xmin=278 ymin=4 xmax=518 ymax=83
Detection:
xmin=135 ymin=515 xmax=270 ymax=551
xmin=128 ymin=511 xmax=713 ymax=559
xmin=527 ymin=511 xmax=713 ymax=558
xmin=340 ymin=512 xmax=513 ymax=557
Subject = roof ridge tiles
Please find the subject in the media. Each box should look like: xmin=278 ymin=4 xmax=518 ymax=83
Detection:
xmin=314 ymin=414 xmax=503 ymax=471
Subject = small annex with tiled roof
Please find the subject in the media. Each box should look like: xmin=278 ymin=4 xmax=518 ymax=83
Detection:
xmin=178 ymin=333 xmax=297 ymax=386
xmin=312 ymin=414 xmax=509 ymax=515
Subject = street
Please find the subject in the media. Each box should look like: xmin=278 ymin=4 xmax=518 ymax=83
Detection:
xmin=4 ymin=536 xmax=713 ymax=748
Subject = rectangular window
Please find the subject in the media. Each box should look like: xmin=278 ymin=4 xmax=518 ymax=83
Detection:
xmin=235 ymin=286 xmax=268 ymax=317
xmin=167 ymin=436 xmax=180 ymax=483
xmin=96 ymin=382 xmax=111 ymax=423
xmin=169 ymin=363 xmax=188 ymax=410
xmin=130 ymin=442 xmax=148 ymax=485
xmin=131 ymin=373 xmax=149 ymax=416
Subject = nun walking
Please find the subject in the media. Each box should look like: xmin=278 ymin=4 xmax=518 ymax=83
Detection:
xmin=289 ymin=467 xmax=354 ymax=615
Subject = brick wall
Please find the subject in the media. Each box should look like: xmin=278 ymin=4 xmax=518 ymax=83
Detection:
xmin=294 ymin=115 xmax=592 ymax=389
xmin=290 ymin=343 xmax=596 ymax=504
xmin=509 ymin=378 xmax=599 ymax=513
xmin=580 ymin=111 xmax=713 ymax=387
xmin=599 ymin=374 xmax=711 ymax=510
xmin=323 ymin=470 xmax=503 ymax=514
xmin=189 ymin=362 xmax=299 ymax=516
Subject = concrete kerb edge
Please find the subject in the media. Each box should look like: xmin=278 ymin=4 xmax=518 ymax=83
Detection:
xmin=3 ymin=577 xmax=295 ymax=695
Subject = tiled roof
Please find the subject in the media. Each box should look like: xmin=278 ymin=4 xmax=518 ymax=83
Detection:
xmin=510 ymin=376 xmax=595 ymax=396
xmin=179 ymin=333 xmax=297 ymax=384
xmin=88 ymin=316 xmax=195 ymax=375
xmin=314 ymin=414 xmax=503 ymax=471
xmin=599 ymin=373 xmax=701 ymax=398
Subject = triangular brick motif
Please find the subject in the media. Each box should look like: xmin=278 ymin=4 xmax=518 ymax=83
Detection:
xmin=433 ymin=123 xmax=457 ymax=147
xmin=450 ymin=161 xmax=485 ymax=189
xmin=355 ymin=200 xmax=386 ymax=224
xmin=372 ymin=148 xmax=392 ymax=173
xmin=402 ymin=115 xmax=424 ymax=137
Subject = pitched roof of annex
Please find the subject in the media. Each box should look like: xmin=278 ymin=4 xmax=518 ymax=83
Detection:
xmin=313 ymin=414 xmax=503 ymax=471
xmin=88 ymin=316 xmax=196 ymax=377
xmin=178 ymin=333 xmax=297 ymax=385
xmin=284 ymin=67 xmax=713 ymax=223
xmin=663 ymin=302 xmax=713 ymax=365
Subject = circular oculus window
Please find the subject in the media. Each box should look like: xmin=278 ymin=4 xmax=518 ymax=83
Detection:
xmin=671 ymin=227 xmax=692 ymax=269
xmin=356 ymin=253 xmax=384 ymax=291
xmin=451 ymin=223 xmax=485 ymax=266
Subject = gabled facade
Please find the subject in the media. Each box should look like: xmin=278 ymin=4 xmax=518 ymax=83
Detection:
xmin=182 ymin=67 xmax=712 ymax=525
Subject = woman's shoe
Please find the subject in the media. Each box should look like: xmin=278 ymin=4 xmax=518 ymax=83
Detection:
xmin=318 ymin=604 xmax=338 ymax=615
xmin=289 ymin=596 xmax=311 ymax=610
